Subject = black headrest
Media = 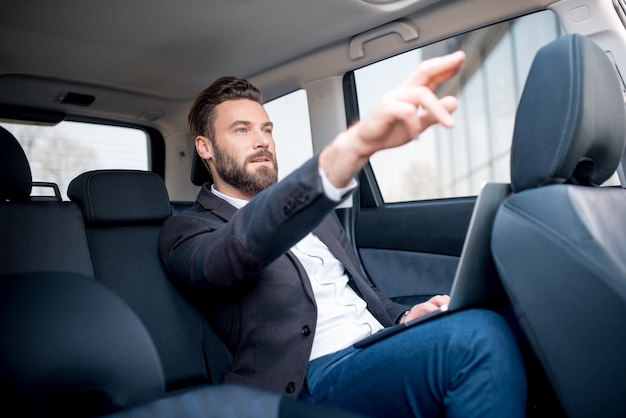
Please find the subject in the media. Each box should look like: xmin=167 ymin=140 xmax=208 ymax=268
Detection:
xmin=0 ymin=126 xmax=32 ymax=200
xmin=68 ymin=170 xmax=171 ymax=225
xmin=191 ymin=149 xmax=213 ymax=186
xmin=510 ymin=34 xmax=626 ymax=192
xmin=0 ymin=272 xmax=165 ymax=416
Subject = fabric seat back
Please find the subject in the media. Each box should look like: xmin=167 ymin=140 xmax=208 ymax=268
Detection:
xmin=68 ymin=170 xmax=231 ymax=391
xmin=0 ymin=271 xmax=165 ymax=417
xmin=0 ymin=125 xmax=94 ymax=277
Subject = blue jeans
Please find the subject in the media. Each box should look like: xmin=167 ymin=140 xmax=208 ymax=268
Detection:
xmin=298 ymin=309 xmax=526 ymax=418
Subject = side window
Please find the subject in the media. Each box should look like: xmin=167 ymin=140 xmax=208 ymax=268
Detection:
xmin=264 ymin=89 xmax=314 ymax=180
xmin=1 ymin=121 xmax=148 ymax=200
xmin=354 ymin=10 xmax=565 ymax=203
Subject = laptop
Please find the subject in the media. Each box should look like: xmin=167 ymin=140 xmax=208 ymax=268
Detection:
xmin=354 ymin=182 xmax=511 ymax=348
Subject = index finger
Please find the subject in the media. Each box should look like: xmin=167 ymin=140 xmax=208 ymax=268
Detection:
xmin=403 ymin=50 xmax=466 ymax=91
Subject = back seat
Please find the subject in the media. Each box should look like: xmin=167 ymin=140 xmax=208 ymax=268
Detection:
xmin=67 ymin=169 xmax=231 ymax=389
xmin=1 ymin=127 xmax=362 ymax=417
xmin=0 ymin=126 xmax=165 ymax=416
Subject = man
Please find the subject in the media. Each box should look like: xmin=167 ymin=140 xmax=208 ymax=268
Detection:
xmin=159 ymin=51 xmax=526 ymax=418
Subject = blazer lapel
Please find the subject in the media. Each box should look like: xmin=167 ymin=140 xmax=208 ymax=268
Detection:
xmin=313 ymin=217 xmax=391 ymax=324
xmin=198 ymin=185 xmax=317 ymax=303
xmin=196 ymin=185 xmax=238 ymax=221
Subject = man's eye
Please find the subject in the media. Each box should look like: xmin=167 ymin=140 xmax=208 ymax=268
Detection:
xmin=237 ymin=127 xmax=247 ymax=133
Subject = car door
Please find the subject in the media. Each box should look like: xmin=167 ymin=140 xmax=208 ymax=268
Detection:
xmin=337 ymin=10 xmax=565 ymax=306
xmin=336 ymin=167 xmax=474 ymax=306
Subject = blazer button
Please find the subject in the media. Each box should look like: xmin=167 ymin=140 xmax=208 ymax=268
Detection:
xmin=283 ymin=200 xmax=295 ymax=215
xmin=295 ymin=192 xmax=308 ymax=203
xmin=301 ymin=325 xmax=311 ymax=336
xmin=285 ymin=381 xmax=296 ymax=393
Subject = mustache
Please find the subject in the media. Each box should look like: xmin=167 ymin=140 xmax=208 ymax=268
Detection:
xmin=246 ymin=150 xmax=275 ymax=163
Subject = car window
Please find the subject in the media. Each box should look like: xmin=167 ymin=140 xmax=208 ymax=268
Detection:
xmin=354 ymin=10 xmax=572 ymax=203
xmin=1 ymin=121 xmax=148 ymax=200
xmin=264 ymin=89 xmax=314 ymax=180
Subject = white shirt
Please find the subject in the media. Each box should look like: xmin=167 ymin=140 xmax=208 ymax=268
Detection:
xmin=211 ymin=168 xmax=384 ymax=360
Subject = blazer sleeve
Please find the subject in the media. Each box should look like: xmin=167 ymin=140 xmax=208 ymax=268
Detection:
xmin=159 ymin=155 xmax=347 ymax=293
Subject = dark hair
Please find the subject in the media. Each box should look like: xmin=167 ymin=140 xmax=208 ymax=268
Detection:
xmin=188 ymin=76 xmax=263 ymax=141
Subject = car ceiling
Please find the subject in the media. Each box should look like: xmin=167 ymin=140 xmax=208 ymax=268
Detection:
xmin=0 ymin=0 xmax=554 ymax=131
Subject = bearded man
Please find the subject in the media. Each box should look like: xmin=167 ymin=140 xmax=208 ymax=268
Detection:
xmin=159 ymin=51 xmax=526 ymax=418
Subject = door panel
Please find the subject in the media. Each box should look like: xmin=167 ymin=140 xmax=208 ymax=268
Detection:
xmin=358 ymin=248 xmax=458 ymax=305
xmin=340 ymin=188 xmax=476 ymax=306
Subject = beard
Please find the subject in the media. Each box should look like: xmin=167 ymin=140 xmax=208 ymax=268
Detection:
xmin=212 ymin=141 xmax=278 ymax=197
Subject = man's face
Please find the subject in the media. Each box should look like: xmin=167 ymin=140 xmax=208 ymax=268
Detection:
xmin=206 ymin=99 xmax=278 ymax=198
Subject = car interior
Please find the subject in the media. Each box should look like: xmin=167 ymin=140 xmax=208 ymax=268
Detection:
xmin=2 ymin=0 xmax=626 ymax=417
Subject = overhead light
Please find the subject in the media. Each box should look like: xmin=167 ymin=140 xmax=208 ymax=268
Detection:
xmin=54 ymin=92 xmax=95 ymax=107
xmin=138 ymin=110 xmax=164 ymax=121
xmin=362 ymin=0 xmax=403 ymax=4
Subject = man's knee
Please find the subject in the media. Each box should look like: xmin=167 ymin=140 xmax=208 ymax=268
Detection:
xmin=444 ymin=309 xmax=524 ymax=369
xmin=452 ymin=309 xmax=516 ymax=343
xmin=442 ymin=309 xmax=527 ymax=417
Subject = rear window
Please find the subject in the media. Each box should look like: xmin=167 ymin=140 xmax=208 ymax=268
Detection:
xmin=1 ymin=121 xmax=148 ymax=200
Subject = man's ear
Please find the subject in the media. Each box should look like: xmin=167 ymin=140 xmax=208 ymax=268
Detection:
xmin=195 ymin=135 xmax=213 ymax=161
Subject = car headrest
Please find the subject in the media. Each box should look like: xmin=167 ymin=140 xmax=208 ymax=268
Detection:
xmin=191 ymin=149 xmax=213 ymax=186
xmin=0 ymin=126 xmax=32 ymax=200
xmin=510 ymin=34 xmax=626 ymax=193
xmin=68 ymin=170 xmax=171 ymax=225
xmin=0 ymin=272 xmax=165 ymax=416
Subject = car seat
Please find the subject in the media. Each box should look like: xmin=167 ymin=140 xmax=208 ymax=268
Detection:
xmin=0 ymin=126 xmax=94 ymax=277
xmin=491 ymin=34 xmax=626 ymax=417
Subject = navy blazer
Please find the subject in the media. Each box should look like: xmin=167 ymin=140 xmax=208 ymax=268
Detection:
xmin=159 ymin=155 xmax=407 ymax=397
